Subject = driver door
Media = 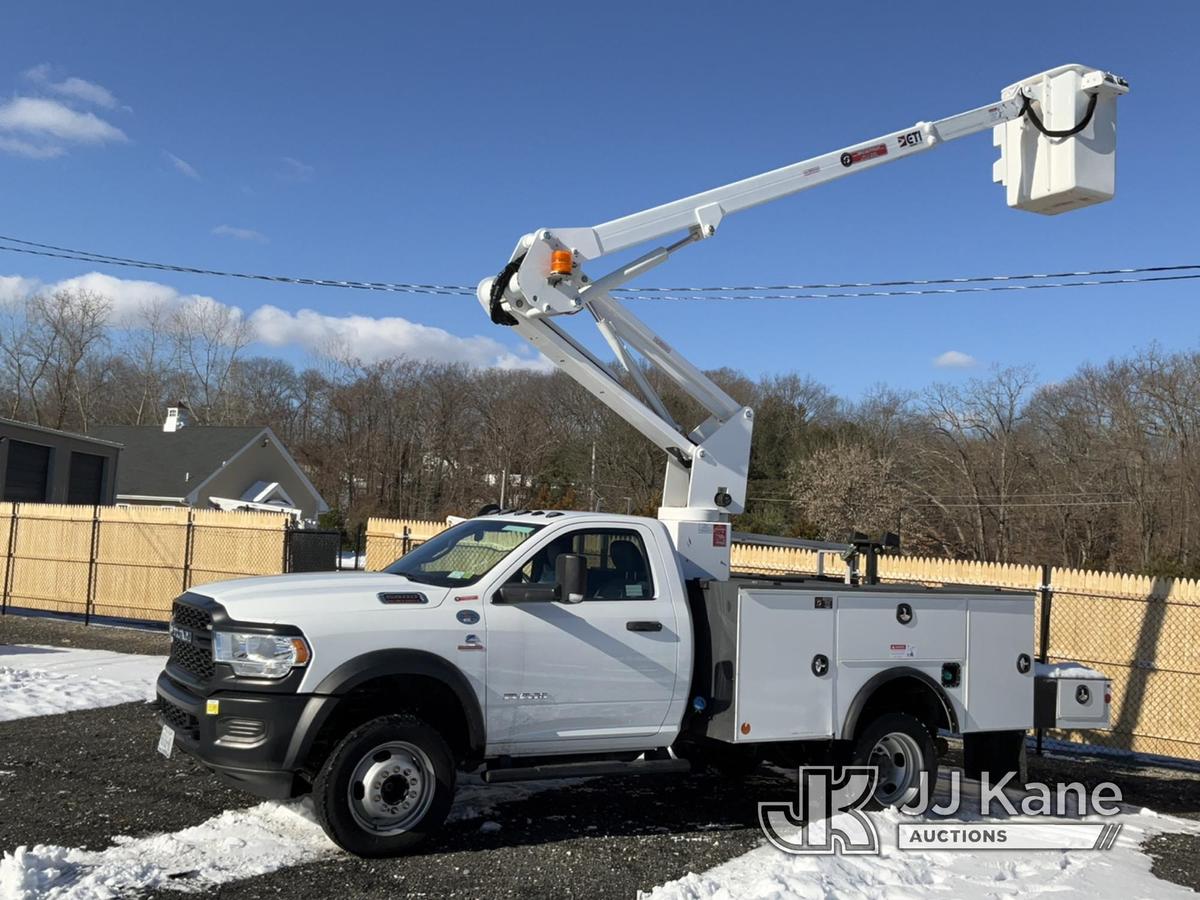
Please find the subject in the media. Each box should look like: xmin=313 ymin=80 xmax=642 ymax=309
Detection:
xmin=483 ymin=524 xmax=681 ymax=754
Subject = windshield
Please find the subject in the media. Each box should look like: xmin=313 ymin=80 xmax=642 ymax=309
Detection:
xmin=384 ymin=519 xmax=544 ymax=587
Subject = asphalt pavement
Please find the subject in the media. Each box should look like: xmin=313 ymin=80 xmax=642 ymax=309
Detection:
xmin=2 ymin=612 xmax=1199 ymax=898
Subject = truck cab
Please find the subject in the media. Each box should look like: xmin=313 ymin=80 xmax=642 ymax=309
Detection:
xmin=157 ymin=512 xmax=696 ymax=855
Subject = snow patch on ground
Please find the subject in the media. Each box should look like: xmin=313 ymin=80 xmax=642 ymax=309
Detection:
xmin=0 ymin=645 xmax=164 ymax=722
xmin=647 ymin=802 xmax=1200 ymax=900
xmin=0 ymin=775 xmax=573 ymax=898
xmin=0 ymin=800 xmax=332 ymax=899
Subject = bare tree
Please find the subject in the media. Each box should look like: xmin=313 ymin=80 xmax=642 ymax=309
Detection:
xmin=791 ymin=442 xmax=903 ymax=540
xmin=170 ymin=298 xmax=252 ymax=423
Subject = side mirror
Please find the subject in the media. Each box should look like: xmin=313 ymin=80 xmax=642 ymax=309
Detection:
xmin=555 ymin=553 xmax=587 ymax=604
xmin=496 ymin=583 xmax=556 ymax=604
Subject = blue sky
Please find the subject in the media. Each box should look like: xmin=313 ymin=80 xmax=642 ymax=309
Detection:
xmin=0 ymin=1 xmax=1195 ymax=397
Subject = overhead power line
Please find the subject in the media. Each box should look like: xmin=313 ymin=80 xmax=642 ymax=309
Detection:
xmin=747 ymin=495 xmax=1140 ymax=509
xmin=622 ymin=264 xmax=1200 ymax=293
xmin=620 ymin=272 xmax=1200 ymax=302
xmin=1 ymin=232 xmax=1197 ymax=302
xmin=0 ymin=235 xmax=475 ymax=296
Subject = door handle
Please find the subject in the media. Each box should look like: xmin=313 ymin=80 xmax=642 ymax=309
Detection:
xmin=626 ymin=620 xmax=663 ymax=632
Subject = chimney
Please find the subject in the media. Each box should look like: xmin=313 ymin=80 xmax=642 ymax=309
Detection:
xmin=163 ymin=402 xmax=192 ymax=433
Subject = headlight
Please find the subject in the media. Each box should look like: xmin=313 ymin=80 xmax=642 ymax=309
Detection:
xmin=213 ymin=632 xmax=310 ymax=679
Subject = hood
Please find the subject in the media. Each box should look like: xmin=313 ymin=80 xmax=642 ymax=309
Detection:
xmin=187 ymin=571 xmax=453 ymax=624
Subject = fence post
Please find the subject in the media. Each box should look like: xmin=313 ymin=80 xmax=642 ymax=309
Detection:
xmin=1035 ymin=562 xmax=1053 ymax=755
xmin=84 ymin=504 xmax=101 ymax=626
xmin=401 ymin=525 xmax=411 ymax=558
xmin=282 ymin=520 xmax=293 ymax=574
xmin=356 ymin=523 xmax=365 ymax=570
xmin=1 ymin=502 xmax=18 ymax=615
xmin=182 ymin=509 xmax=196 ymax=592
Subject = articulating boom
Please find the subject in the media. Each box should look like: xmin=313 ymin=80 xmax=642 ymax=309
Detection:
xmin=478 ymin=64 xmax=1127 ymax=579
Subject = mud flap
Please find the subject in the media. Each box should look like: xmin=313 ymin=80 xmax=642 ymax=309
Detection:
xmin=962 ymin=730 xmax=1028 ymax=785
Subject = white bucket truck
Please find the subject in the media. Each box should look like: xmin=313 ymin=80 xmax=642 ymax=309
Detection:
xmin=157 ymin=65 xmax=1127 ymax=855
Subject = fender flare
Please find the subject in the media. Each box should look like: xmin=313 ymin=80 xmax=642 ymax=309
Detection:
xmin=840 ymin=666 xmax=958 ymax=740
xmin=290 ymin=649 xmax=486 ymax=764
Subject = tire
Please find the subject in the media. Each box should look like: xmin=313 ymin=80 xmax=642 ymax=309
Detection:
xmin=849 ymin=712 xmax=936 ymax=810
xmin=313 ymin=713 xmax=455 ymax=856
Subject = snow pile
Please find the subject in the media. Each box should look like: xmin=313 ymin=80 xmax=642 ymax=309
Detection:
xmin=0 ymin=800 xmax=332 ymax=899
xmin=647 ymin=803 xmax=1200 ymax=900
xmin=0 ymin=774 xmax=574 ymax=898
xmin=1036 ymin=661 xmax=1108 ymax=680
xmin=0 ymin=646 xmax=164 ymax=722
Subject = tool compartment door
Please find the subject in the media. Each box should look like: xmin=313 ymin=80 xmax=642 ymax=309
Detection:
xmin=837 ymin=593 xmax=966 ymax=662
xmin=734 ymin=589 xmax=835 ymax=742
xmin=964 ymin=595 xmax=1035 ymax=730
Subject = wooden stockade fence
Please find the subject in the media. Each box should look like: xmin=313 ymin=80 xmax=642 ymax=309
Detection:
xmin=366 ymin=516 xmax=1200 ymax=763
xmin=364 ymin=518 xmax=445 ymax=572
xmin=0 ymin=502 xmax=289 ymax=623
xmin=4 ymin=503 xmax=1195 ymax=763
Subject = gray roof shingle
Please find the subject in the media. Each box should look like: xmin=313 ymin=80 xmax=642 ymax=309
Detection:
xmin=89 ymin=426 xmax=265 ymax=499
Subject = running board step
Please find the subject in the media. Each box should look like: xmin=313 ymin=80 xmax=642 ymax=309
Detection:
xmin=482 ymin=757 xmax=691 ymax=784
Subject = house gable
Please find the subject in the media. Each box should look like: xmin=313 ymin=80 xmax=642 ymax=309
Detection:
xmin=186 ymin=428 xmax=328 ymax=518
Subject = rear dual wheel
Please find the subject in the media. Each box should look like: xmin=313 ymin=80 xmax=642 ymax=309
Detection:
xmin=849 ymin=712 xmax=936 ymax=809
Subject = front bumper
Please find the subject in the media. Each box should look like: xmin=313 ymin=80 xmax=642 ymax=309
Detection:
xmin=156 ymin=671 xmax=335 ymax=800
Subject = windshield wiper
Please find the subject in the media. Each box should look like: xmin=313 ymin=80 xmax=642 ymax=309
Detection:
xmin=391 ymin=570 xmax=442 ymax=586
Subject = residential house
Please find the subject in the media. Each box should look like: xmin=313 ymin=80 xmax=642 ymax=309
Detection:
xmin=91 ymin=406 xmax=328 ymax=520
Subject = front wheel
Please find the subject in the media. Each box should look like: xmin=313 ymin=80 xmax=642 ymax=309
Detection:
xmin=849 ymin=712 xmax=936 ymax=810
xmin=313 ymin=713 xmax=455 ymax=856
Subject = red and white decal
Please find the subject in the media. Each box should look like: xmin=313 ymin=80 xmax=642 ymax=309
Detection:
xmin=839 ymin=143 xmax=888 ymax=168
xmin=712 ymin=524 xmax=728 ymax=548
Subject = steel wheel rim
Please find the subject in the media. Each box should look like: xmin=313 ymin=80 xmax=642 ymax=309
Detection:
xmin=869 ymin=732 xmax=923 ymax=806
xmin=347 ymin=741 xmax=436 ymax=835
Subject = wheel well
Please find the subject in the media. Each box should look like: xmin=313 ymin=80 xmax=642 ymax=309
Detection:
xmin=850 ymin=675 xmax=953 ymax=740
xmin=303 ymin=675 xmax=473 ymax=775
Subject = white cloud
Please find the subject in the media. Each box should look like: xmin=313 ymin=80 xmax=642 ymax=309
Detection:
xmin=166 ymin=151 xmax=200 ymax=180
xmin=47 ymin=272 xmax=199 ymax=324
xmin=0 ymin=275 xmax=40 ymax=305
xmin=0 ymin=136 xmax=64 ymax=159
xmin=0 ymin=96 xmax=126 ymax=142
xmin=212 ymin=225 xmax=268 ymax=243
xmin=280 ymin=156 xmax=314 ymax=181
xmin=933 ymin=350 xmax=978 ymax=369
xmin=250 ymin=305 xmax=551 ymax=370
xmin=24 ymin=64 xmax=120 ymax=109
xmin=0 ymin=271 xmax=547 ymax=370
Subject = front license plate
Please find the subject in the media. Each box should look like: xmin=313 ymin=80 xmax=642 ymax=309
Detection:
xmin=157 ymin=723 xmax=176 ymax=759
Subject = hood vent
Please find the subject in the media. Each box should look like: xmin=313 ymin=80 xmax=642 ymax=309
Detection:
xmin=378 ymin=592 xmax=428 ymax=605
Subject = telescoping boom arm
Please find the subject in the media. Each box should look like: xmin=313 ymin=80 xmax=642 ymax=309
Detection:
xmin=478 ymin=64 xmax=1128 ymax=580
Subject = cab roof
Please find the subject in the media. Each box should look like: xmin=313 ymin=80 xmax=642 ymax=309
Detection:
xmin=469 ymin=509 xmax=656 ymax=528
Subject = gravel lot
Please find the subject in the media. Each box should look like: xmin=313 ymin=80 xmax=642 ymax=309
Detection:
xmin=3 ymin=611 xmax=1200 ymax=898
